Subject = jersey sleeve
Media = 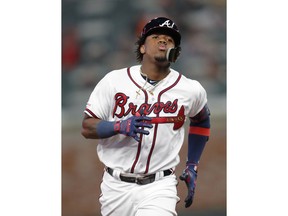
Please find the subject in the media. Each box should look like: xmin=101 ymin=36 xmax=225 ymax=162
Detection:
xmin=188 ymin=81 xmax=208 ymax=118
xmin=84 ymin=73 xmax=114 ymax=120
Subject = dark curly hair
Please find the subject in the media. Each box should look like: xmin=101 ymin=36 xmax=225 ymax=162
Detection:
xmin=135 ymin=36 xmax=146 ymax=63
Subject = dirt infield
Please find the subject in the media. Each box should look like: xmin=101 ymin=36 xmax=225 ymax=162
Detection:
xmin=62 ymin=116 xmax=226 ymax=216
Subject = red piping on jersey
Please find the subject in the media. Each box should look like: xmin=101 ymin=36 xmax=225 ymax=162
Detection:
xmin=144 ymin=73 xmax=182 ymax=174
xmin=189 ymin=126 xmax=210 ymax=136
xmin=85 ymin=108 xmax=99 ymax=119
xmin=127 ymin=67 xmax=182 ymax=174
xmin=127 ymin=67 xmax=148 ymax=173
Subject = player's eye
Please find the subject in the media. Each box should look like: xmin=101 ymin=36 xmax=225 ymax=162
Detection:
xmin=152 ymin=35 xmax=159 ymax=39
xmin=167 ymin=38 xmax=173 ymax=43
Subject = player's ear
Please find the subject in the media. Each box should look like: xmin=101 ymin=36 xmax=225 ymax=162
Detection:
xmin=140 ymin=45 xmax=145 ymax=54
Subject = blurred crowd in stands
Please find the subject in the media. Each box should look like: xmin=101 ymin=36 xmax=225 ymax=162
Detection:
xmin=62 ymin=0 xmax=226 ymax=110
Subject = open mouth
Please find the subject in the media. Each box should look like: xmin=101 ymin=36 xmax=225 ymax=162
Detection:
xmin=158 ymin=45 xmax=166 ymax=51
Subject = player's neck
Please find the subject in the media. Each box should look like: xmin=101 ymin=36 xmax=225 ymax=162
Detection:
xmin=140 ymin=64 xmax=170 ymax=81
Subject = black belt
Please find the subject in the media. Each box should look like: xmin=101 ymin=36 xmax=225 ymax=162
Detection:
xmin=106 ymin=167 xmax=172 ymax=185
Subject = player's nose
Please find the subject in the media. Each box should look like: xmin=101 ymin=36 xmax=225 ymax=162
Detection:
xmin=158 ymin=39 xmax=167 ymax=45
xmin=156 ymin=35 xmax=167 ymax=44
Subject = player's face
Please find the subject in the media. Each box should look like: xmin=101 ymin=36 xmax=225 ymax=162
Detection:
xmin=143 ymin=34 xmax=175 ymax=63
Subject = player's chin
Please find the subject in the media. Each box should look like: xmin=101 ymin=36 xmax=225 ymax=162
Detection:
xmin=154 ymin=56 xmax=170 ymax=67
xmin=154 ymin=54 xmax=168 ymax=63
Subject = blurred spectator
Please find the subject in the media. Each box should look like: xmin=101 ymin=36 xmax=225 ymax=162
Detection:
xmin=62 ymin=27 xmax=80 ymax=71
xmin=62 ymin=27 xmax=80 ymax=107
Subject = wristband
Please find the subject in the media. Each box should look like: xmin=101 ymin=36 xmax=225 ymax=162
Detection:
xmin=96 ymin=120 xmax=117 ymax=138
xmin=114 ymin=121 xmax=121 ymax=132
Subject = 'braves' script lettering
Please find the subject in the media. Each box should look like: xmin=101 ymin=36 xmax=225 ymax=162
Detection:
xmin=113 ymin=93 xmax=178 ymax=118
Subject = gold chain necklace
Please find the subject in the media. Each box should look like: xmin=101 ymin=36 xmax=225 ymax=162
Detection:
xmin=136 ymin=67 xmax=169 ymax=97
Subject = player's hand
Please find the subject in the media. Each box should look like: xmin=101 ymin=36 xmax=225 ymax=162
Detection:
xmin=117 ymin=115 xmax=153 ymax=141
xmin=179 ymin=164 xmax=198 ymax=208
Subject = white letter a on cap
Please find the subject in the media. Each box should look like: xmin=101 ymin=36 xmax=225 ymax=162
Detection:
xmin=159 ymin=20 xmax=175 ymax=28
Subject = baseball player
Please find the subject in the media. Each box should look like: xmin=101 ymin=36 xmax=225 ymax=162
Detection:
xmin=81 ymin=17 xmax=210 ymax=216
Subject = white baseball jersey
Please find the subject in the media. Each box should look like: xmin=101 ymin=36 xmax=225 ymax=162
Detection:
xmin=84 ymin=65 xmax=207 ymax=174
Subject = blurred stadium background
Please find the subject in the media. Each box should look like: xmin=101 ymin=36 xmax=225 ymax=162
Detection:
xmin=62 ymin=0 xmax=226 ymax=215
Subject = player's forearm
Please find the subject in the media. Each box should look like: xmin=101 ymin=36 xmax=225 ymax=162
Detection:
xmin=81 ymin=117 xmax=100 ymax=139
xmin=81 ymin=118 xmax=117 ymax=139
xmin=187 ymin=116 xmax=210 ymax=165
xmin=187 ymin=134 xmax=208 ymax=165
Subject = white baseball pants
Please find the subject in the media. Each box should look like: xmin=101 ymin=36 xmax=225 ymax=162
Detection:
xmin=99 ymin=171 xmax=180 ymax=216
